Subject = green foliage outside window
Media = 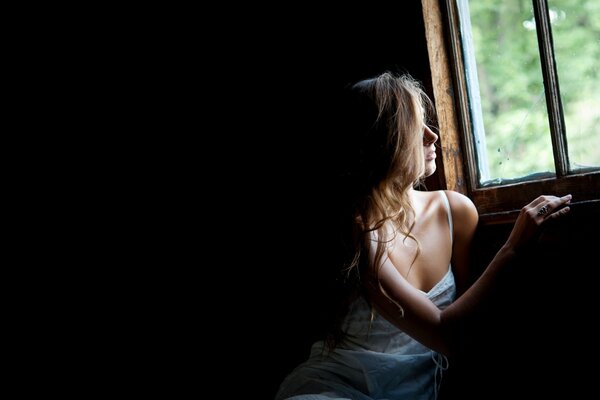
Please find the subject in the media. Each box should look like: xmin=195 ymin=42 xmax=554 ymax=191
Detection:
xmin=468 ymin=0 xmax=600 ymax=181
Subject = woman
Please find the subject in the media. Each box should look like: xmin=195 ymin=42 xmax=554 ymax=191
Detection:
xmin=275 ymin=72 xmax=571 ymax=400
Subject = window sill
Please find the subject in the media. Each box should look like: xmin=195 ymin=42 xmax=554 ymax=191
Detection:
xmin=479 ymin=199 xmax=600 ymax=225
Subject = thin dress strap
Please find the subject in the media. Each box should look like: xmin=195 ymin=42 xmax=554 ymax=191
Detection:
xmin=439 ymin=191 xmax=453 ymax=245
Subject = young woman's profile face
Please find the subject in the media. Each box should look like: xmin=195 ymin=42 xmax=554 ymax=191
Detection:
xmin=423 ymin=125 xmax=439 ymax=177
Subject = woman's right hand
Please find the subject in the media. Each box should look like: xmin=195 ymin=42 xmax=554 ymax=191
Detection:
xmin=505 ymin=194 xmax=572 ymax=253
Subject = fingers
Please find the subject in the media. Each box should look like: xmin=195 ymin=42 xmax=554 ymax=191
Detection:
xmin=546 ymin=205 xmax=571 ymax=220
xmin=527 ymin=196 xmax=547 ymax=209
xmin=535 ymin=194 xmax=572 ymax=220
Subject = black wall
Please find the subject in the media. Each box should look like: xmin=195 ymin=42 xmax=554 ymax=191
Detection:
xmin=444 ymin=202 xmax=600 ymax=399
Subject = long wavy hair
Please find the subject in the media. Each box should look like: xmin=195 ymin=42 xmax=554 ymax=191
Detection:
xmin=326 ymin=72 xmax=433 ymax=349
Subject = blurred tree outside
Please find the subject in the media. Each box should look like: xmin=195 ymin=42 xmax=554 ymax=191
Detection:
xmin=467 ymin=0 xmax=600 ymax=182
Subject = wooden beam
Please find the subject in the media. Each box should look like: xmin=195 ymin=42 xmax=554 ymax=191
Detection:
xmin=422 ymin=0 xmax=467 ymax=194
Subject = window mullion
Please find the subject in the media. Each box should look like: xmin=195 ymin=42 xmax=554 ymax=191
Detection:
xmin=442 ymin=0 xmax=479 ymax=191
xmin=532 ymin=0 xmax=569 ymax=177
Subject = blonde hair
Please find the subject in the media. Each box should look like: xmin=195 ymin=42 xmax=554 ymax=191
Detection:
xmin=331 ymin=72 xmax=432 ymax=344
xmin=366 ymin=73 xmax=427 ymax=258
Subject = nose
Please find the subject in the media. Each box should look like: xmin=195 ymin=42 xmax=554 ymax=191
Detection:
xmin=423 ymin=125 xmax=438 ymax=146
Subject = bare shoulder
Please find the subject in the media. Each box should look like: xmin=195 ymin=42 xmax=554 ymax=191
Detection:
xmin=443 ymin=190 xmax=479 ymax=233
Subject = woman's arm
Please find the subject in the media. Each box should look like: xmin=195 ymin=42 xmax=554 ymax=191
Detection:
xmin=370 ymin=193 xmax=572 ymax=356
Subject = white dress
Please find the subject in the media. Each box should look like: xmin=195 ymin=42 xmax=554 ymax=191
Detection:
xmin=275 ymin=193 xmax=456 ymax=400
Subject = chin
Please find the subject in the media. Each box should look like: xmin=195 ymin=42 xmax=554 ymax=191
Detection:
xmin=424 ymin=163 xmax=436 ymax=177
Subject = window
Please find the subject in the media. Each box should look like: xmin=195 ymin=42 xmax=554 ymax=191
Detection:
xmin=423 ymin=0 xmax=600 ymax=222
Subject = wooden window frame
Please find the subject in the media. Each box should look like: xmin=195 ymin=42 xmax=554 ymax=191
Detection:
xmin=422 ymin=0 xmax=600 ymax=224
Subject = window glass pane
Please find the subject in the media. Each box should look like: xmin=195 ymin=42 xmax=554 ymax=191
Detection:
xmin=549 ymin=0 xmax=600 ymax=170
xmin=460 ymin=0 xmax=555 ymax=185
